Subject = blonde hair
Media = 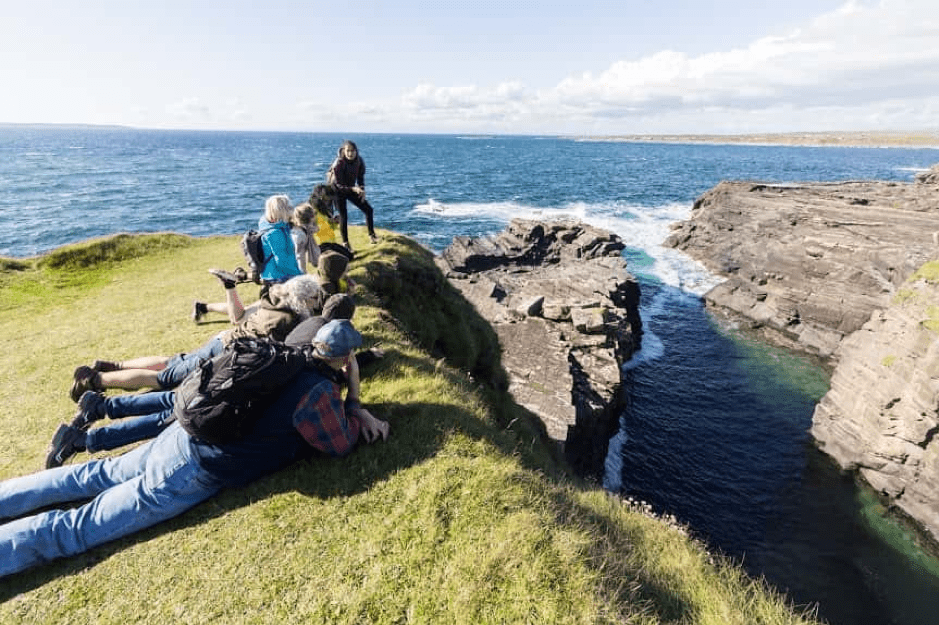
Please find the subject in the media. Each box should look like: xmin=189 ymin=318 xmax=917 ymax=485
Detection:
xmin=264 ymin=194 xmax=293 ymax=224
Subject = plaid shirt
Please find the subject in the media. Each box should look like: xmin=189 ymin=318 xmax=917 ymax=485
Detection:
xmin=292 ymin=376 xmax=361 ymax=457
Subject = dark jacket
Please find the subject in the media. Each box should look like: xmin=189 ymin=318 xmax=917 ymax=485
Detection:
xmin=328 ymin=142 xmax=365 ymax=191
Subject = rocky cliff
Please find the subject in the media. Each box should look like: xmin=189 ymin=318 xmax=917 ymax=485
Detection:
xmin=665 ymin=175 xmax=939 ymax=360
xmin=811 ymin=262 xmax=939 ymax=542
xmin=436 ymin=219 xmax=641 ymax=475
xmin=665 ymin=166 xmax=939 ymax=542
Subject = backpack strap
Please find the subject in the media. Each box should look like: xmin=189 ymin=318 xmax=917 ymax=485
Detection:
xmin=297 ymin=345 xmax=346 ymax=385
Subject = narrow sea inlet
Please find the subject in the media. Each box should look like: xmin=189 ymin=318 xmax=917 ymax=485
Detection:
xmin=2 ymin=127 xmax=939 ymax=624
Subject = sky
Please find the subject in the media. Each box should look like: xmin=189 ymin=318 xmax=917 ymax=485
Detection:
xmin=1 ymin=0 xmax=937 ymax=135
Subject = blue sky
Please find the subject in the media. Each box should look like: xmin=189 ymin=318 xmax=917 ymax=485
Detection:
xmin=2 ymin=0 xmax=936 ymax=134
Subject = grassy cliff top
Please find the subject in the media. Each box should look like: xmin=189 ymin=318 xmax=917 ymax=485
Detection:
xmin=0 ymin=229 xmax=820 ymax=624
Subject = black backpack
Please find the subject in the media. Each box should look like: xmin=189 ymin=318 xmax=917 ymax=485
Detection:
xmin=241 ymin=229 xmax=267 ymax=284
xmin=172 ymin=337 xmax=341 ymax=444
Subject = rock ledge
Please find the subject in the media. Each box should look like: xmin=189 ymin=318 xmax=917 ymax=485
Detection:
xmin=436 ymin=219 xmax=641 ymax=474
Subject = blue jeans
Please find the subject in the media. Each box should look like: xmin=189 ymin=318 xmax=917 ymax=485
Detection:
xmin=86 ymin=392 xmax=177 ymax=453
xmin=156 ymin=336 xmax=223 ymax=389
xmin=0 ymin=423 xmax=223 ymax=577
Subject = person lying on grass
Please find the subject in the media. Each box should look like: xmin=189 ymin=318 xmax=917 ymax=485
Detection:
xmin=46 ymin=296 xmax=383 ymax=469
xmin=70 ymin=273 xmax=328 ymax=401
xmin=0 ymin=319 xmax=389 ymax=579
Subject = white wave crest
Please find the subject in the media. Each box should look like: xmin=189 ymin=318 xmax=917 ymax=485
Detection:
xmin=413 ymin=198 xmax=723 ymax=295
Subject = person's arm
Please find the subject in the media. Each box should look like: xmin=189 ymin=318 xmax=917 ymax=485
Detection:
xmin=353 ymin=159 xmax=366 ymax=198
xmin=342 ymin=354 xmax=388 ymax=443
xmin=344 ymin=354 xmax=361 ymax=406
xmin=290 ymin=229 xmax=307 ymax=273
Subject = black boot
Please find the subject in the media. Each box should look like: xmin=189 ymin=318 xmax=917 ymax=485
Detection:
xmin=71 ymin=391 xmax=107 ymax=430
xmin=192 ymin=300 xmax=208 ymax=323
xmin=45 ymin=424 xmax=87 ymax=468
xmin=208 ymin=268 xmax=238 ymax=289
xmin=70 ymin=366 xmax=102 ymax=403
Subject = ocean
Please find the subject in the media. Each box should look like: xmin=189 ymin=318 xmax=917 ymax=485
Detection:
xmin=2 ymin=127 xmax=939 ymax=624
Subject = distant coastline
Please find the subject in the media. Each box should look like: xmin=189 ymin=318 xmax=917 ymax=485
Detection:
xmin=577 ymin=130 xmax=939 ymax=148
xmin=3 ymin=123 xmax=939 ymax=147
xmin=0 ymin=122 xmax=132 ymax=131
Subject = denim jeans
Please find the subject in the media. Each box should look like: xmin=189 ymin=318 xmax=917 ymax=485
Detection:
xmin=156 ymin=335 xmax=224 ymax=389
xmin=86 ymin=392 xmax=177 ymax=453
xmin=0 ymin=423 xmax=223 ymax=577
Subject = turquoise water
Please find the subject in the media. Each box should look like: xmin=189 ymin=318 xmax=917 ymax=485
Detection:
xmin=3 ymin=127 xmax=939 ymax=624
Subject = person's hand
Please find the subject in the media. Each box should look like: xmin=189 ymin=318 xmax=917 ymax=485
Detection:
xmin=357 ymin=407 xmax=389 ymax=443
xmin=353 ymin=186 xmax=366 ymax=199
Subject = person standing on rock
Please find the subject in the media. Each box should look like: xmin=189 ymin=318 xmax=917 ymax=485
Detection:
xmin=326 ymin=140 xmax=378 ymax=251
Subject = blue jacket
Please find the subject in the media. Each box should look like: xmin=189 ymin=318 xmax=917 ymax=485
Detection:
xmin=258 ymin=218 xmax=303 ymax=282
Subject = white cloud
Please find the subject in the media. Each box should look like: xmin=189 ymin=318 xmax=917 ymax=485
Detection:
xmin=166 ymin=98 xmax=211 ymax=122
xmin=374 ymin=0 xmax=939 ymax=133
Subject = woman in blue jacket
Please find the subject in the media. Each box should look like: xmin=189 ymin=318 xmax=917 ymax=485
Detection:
xmin=258 ymin=194 xmax=303 ymax=283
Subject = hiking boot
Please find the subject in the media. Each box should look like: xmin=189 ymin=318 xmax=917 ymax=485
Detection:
xmin=45 ymin=424 xmax=87 ymax=469
xmin=233 ymin=267 xmax=249 ymax=283
xmin=192 ymin=300 xmax=208 ymax=323
xmin=369 ymin=234 xmax=379 ymax=245
xmin=71 ymin=391 xmax=107 ymax=430
xmin=92 ymin=359 xmax=120 ymax=372
xmin=70 ymin=366 xmax=102 ymax=403
xmin=208 ymin=268 xmax=238 ymax=289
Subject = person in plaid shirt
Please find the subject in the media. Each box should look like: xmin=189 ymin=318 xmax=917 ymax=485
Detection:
xmin=0 ymin=320 xmax=388 ymax=578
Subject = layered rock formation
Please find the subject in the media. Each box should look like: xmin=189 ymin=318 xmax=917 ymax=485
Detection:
xmin=665 ymin=170 xmax=939 ymax=542
xmin=811 ymin=263 xmax=939 ymax=542
xmin=665 ymin=178 xmax=939 ymax=360
xmin=436 ymin=219 xmax=641 ymax=475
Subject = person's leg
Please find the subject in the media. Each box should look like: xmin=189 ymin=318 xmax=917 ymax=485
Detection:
xmin=346 ymin=195 xmax=377 ymax=240
xmin=335 ymin=195 xmax=350 ymax=245
xmin=116 ymin=356 xmax=169 ymax=370
xmin=49 ymin=394 xmax=178 ymax=467
xmin=106 ymin=391 xmax=176 ymax=419
xmin=223 ymin=287 xmax=245 ymax=324
xmin=207 ymin=269 xmax=247 ymax=323
xmin=70 ymin=390 xmax=175 ymax=432
xmin=0 ymin=425 xmax=221 ymax=578
xmin=86 ymin=409 xmax=176 ymax=453
xmin=2 ymin=436 xmax=157 ymax=521
xmin=97 ymin=369 xmax=162 ymax=391
xmin=154 ymin=336 xmax=225 ymax=390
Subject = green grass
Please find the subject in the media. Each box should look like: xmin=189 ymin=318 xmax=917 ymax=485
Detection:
xmin=0 ymin=230 xmax=822 ymax=624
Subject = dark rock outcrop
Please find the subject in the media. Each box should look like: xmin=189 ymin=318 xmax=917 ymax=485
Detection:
xmin=436 ymin=219 xmax=641 ymax=475
xmin=915 ymin=164 xmax=939 ymax=185
xmin=665 ymin=178 xmax=939 ymax=360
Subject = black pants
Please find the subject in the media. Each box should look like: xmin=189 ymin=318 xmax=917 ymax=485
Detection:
xmin=335 ymin=189 xmax=376 ymax=243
